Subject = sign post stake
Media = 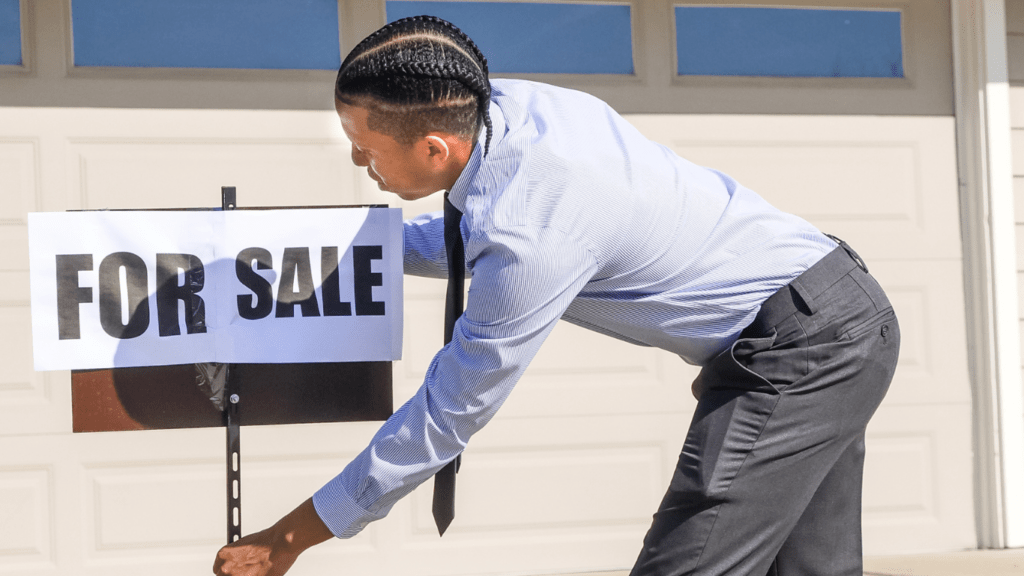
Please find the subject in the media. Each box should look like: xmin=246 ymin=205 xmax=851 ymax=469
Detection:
xmin=222 ymin=186 xmax=242 ymax=544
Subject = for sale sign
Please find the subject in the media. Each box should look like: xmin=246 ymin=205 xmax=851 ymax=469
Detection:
xmin=28 ymin=208 xmax=403 ymax=371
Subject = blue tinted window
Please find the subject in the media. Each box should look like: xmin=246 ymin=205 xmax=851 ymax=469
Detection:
xmin=71 ymin=0 xmax=341 ymax=70
xmin=386 ymin=1 xmax=633 ymax=74
xmin=0 ymin=0 xmax=20 ymax=66
xmin=675 ymin=7 xmax=903 ymax=78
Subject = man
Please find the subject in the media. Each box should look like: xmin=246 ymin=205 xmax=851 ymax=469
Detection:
xmin=214 ymin=16 xmax=899 ymax=576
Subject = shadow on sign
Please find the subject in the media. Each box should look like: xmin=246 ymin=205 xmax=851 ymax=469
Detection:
xmin=71 ymin=252 xmax=394 ymax=432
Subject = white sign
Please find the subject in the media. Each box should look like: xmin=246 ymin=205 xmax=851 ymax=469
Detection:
xmin=28 ymin=208 xmax=403 ymax=371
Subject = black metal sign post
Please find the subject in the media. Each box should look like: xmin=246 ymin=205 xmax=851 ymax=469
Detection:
xmin=226 ymin=381 xmax=241 ymax=543
xmin=222 ymin=186 xmax=243 ymax=544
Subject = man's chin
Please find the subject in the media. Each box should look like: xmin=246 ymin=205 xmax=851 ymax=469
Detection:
xmin=378 ymin=182 xmax=412 ymax=199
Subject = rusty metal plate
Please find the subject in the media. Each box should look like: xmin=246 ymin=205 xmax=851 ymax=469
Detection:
xmin=71 ymin=362 xmax=392 ymax=432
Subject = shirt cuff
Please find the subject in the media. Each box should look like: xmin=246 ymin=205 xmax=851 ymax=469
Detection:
xmin=312 ymin=477 xmax=385 ymax=539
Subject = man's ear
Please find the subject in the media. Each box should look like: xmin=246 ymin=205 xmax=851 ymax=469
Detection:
xmin=423 ymin=135 xmax=452 ymax=167
xmin=419 ymin=133 xmax=473 ymax=191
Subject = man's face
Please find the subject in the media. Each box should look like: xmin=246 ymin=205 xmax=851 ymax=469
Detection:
xmin=335 ymin=100 xmax=441 ymax=201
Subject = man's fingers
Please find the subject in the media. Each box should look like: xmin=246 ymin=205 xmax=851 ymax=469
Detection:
xmin=213 ymin=543 xmax=271 ymax=575
xmin=213 ymin=540 xmax=299 ymax=576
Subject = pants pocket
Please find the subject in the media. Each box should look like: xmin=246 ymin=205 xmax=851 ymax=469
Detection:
xmin=676 ymin=347 xmax=782 ymax=503
xmin=703 ymin=330 xmax=778 ymax=395
xmin=843 ymin=307 xmax=896 ymax=341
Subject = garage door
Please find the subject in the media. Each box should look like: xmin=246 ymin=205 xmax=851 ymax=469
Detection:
xmin=0 ymin=106 xmax=974 ymax=576
xmin=0 ymin=1 xmax=976 ymax=574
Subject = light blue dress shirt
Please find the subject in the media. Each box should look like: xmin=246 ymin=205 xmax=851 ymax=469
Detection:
xmin=313 ymin=79 xmax=837 ymax=537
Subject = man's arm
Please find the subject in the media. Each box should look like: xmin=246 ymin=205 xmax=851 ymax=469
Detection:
xmin=403 ymin=211 xmax=451 ymax=278
xmin=211 ymin=225 xmax=597 ymax=574
xmin=212 ymin=498 xmax=333 ymax=576
xmin=312 ymin=225 xmax=598 ymax=537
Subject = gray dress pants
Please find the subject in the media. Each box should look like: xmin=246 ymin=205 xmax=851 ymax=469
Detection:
xmin=630 ymin=242 xmax=900 ymax=576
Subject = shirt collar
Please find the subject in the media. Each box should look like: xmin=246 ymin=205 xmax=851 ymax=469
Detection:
xmin=446 ymin=98 xmax=506 ymax=211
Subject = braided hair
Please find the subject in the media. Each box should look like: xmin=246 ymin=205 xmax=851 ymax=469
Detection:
xmin=335 ymin=16 xmax=493 ymax=155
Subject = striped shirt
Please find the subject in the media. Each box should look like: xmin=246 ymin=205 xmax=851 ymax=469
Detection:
xmin=313 ymin=79 xmax=837 ymax=537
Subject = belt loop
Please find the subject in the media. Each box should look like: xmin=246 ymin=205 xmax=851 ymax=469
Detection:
xmin=825 ymin=233 xmax=868 ymax=273
xmin=788 ymin=280 xmax=818 ymax=315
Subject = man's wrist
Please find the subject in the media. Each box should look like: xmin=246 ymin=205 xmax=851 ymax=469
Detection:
xmin=272 ymin=498 xmax=335 ymax=554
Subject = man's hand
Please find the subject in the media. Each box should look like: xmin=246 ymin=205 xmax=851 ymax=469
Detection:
xmin=213 ymin=498 xmax=334 ymax=576
xmin=691 ymin=371 xmax=705 ymax=400
xmin=213 ymin=526 xmax=299 ymax=576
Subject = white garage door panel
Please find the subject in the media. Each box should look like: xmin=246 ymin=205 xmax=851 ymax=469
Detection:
xmin=864 ymin=403 xmax=976 ymax=554
xmin=675 ymin=142 xmax=918 ymax=220
xmin=0 ymin=423 xmax=391 ymax=575
xmin=422 ymin=446 xmax=662 ymax=532
xmin=868 ymin=259 xmax=972 ymax=406
xmin=1 ymin=434 xmax=80 ymax=575
xmin=0 ymin=307 xmax=46 ymax=401
xmin=0 ymin=307 xmax=69 ymax=437
xmin=0 ymin=467 xmax=52 ymax=571
xmin=4 ymin=108 xmax=362 ymax=211
xmin=70 ymin=139 xmax=357 ymax=210
xmin=625 ymin=115 xmax=961 ymax=262
xmin=87 ymin=463 xmax=224 ymax=551
xmin=0 ymin=140 xmax=35 ymax=274
xmin=83 ymin=456 xmax=381 ymax=561
xmin=377 ymin=413 xmax=683 ymax=576
xmin=0 ymin=308 xmax=70 ymax=436
xmin=0 ymin=135 xmax=69 ymax=436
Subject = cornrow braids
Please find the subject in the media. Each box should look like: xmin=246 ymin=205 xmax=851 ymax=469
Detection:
xmin=336 ymin=16 xmax=493 ymax=155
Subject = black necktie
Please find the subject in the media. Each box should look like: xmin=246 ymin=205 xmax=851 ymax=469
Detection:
xmin=432 ymin=192 xmax=464 ymax=536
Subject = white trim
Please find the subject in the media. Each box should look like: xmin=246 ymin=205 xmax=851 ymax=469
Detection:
xmin=983 ymin=0 xmax=1024 ymax=547
xmin=951 ymin=0 xmax=1024 ymax=549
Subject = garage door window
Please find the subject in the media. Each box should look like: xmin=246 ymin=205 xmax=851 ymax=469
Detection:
xmin=675 ymin=6 xmax=904 ymax=78
xmin=386 ymin=1 xmax=634 ymax=74
xmin=70 ymin=0 xmax=341 ymax=69
xmin=0 ymin=0 xmax=20 ymax=66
